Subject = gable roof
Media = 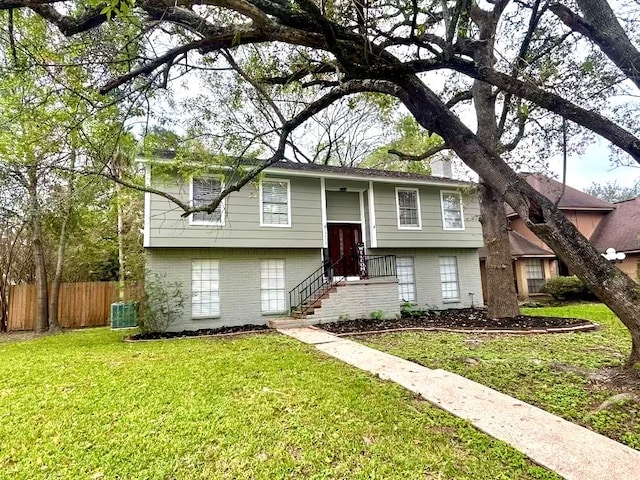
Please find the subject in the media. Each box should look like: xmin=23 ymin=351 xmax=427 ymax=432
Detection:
xmin=479 ymin=231 xmax=555 ymax=259
xmin=590 ymin=196 xmax=640 ymax=253
xmin=506 ymin=173 xmax=614 ymax=216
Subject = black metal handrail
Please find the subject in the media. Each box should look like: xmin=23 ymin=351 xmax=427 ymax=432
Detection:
xmin=288 ymin=254 xmax=397 ymax=316
xmin=360 ymin=254 xmax=397 ymax=279
xmin=289 ymin=256 xmax=343 ymax=316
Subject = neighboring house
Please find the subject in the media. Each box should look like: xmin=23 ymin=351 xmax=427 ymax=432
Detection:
xmin=479 ymin=173 xmax=640 ymax=300
xmin=143 ymin=161 xmax=485 ymax=331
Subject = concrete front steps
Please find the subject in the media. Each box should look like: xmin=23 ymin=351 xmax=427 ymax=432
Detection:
xmin=268 ymin=277 xmax=400 ymax=329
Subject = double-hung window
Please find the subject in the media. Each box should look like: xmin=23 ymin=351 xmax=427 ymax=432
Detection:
xmin=525 ymin=259 xmax=545 ymax=294
xmin=439 ymin=256 xmax=460 ymax=301
xmin=261 ymin=259 xmax=286 ymax=313
xmin=260 ymin=179 xmax=291 ymax=227
xmin=396 ymin=187 xmax=421 ymax=229
xmin=191 ymin=259 xmax=220 ymax=318
xmin=190 ymin=177 xmax=224 ymax=225
xmin=441 ymin=191 xmax=464 ymax=230
xmin=397 ymin=257 xmax=416 ymax=303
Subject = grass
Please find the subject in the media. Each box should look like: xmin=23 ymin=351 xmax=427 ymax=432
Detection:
xmin=360 ymin=303 xmax=640 ymax=450
xmin=0 ymin=329 xmax=558 ymax=479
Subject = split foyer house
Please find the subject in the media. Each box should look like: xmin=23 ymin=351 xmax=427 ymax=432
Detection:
xmin=479 ymin=173 xmax=640 ymax=300
xmin=143 ymin=161 xmax=485 ymax=331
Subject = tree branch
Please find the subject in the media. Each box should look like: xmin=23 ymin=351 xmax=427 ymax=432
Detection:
xmin=388 ymin=144 xmax=448 ymax=162
xmin=550 ymin=0 xmax=640 ymax=90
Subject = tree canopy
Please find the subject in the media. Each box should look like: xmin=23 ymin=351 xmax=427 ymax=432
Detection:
xmin=3 ymin=0 xmax=640 ymax=364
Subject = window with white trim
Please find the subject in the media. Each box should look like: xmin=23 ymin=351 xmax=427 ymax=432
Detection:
xmin=396 ymin=188 xmax=421 ymax=228
xmin=440 ymin=191 xmax=464 ymax=230
xmin=525 ymin=259 xmax=545 ymax=294
xmin=439 ymin=256 xmax=460 ymax=300
xmin=260 ymin=179 xmax=291 ymax=226
xmin=191 ymin=259 xmax=220 ymax=318
xmin=397 ymin=257 xmax=416 ymax=303
xmin=191 ymin=177 xmax=224 ymax=225
xmin=261 ymin=259 xmax=286 ymax=313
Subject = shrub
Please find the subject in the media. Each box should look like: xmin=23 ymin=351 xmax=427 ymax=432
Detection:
xmin=138 ymin=273 xmax=187 ymax=333
xmin=370 ymin=310 xmax=385 ymax=321
xmin=540 ymin=276 xmax=597 ymax=301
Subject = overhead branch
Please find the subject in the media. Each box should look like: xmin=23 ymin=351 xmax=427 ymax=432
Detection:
xmin=371 ymin=57 xmax=640 ymax=162
xmin=445 ymin=90 xmax=472 ymax=108
xmin=388 ymin=144 xmax=448 ymax=162
xmin=263 ymin=63 xmax=336 ymax=85
xmin=550 ymin=0 xmax=640 ymax=90
xmin=0 ymin=0 xmax=64 ymax=8
xmin=221 ymin=50 xmax=286 ymax=125
xmin=99 ymin=28 xmax=266 ymax=94
xmin=29 ymin=4 xmax=108 ymax=36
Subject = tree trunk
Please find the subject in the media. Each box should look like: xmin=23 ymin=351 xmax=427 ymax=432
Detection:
xmin=49 ymin=151 xmax=76 ymax=331
xmin=117 ymin=181 xmax=125 ymax=301
xmin=396 ymin=74 xmax=640 ymax=368
xmin=468 ymin=3 xmax=520 ymax=318
xmin=28 ymin=166 xmax=48 ymax=333
xmin=479 ymin=183 xmax=520 ymax=318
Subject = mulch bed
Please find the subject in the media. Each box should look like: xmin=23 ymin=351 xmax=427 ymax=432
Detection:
xmin=318 ymin=308 xmax=597 ymax=335
xmin=129 ymin=324 xmax=270 ymax=341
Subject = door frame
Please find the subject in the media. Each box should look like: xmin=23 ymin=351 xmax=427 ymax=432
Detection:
xmin=327 ymin=222 xmax=363 ymax=277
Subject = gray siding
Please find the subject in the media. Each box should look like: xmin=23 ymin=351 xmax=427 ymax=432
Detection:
xmin=326 ymin=191 xmax=361 ymax=222
xmin=148 ymin=172 xmax=322 ymax=248
xmin=146 ymin=247 xmax=322 ymax=331
xmin=372 ymin=183 xmax=483 ymax=248
xmin=370 ymin=248 xmax=484 ymax=309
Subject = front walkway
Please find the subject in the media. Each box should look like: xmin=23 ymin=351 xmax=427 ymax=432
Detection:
xmin=279 ymin=327 xmax=640 ymax=480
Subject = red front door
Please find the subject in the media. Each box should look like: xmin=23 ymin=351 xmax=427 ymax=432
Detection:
xmin=328 ymin=223 xmax=362 ymax=276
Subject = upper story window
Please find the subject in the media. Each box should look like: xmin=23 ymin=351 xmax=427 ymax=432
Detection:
xmin=396 ymin=187 xmax=422 ymax=229
xmin=441 ymin=191 xmax=464 ymax=230
xmin=190 ymin=177 xmax=225 ymax=226
xmin=260 ymin=178 xmax=291 ymax=227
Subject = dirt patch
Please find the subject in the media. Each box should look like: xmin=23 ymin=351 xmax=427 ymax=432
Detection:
xmin=0 ymin=331 xmax=41 ymax=344
xmin=318 ymin=308 xmax=596 ymax=335
xmin=129 ymin=324 xmax=270 ymax=341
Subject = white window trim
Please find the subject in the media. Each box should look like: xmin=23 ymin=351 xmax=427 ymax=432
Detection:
xmin=397 ymin=257 xmax=417 ymax=303
xmin=440 ymin=190 xmax=465 ymax=231
xmin=260 ymin=259 xmax=287 ymax=314
xmin=259 ymin=178 xmax=292 ymax=228
xmin=189 ymin=176 xmax=226 ymax=226
xmin=439 ymin=256 xmax=460 ymax=302
xmin=191 ymin=259 xmax=221 ymax=319
xmin=395 ymin=187 xmax=422 ymax=230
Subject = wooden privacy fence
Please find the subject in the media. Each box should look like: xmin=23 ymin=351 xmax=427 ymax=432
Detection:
xmin=7 ymin=282 xmax=144 ymax=331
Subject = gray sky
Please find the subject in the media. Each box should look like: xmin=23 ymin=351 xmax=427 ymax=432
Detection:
xmin=549 ymin=140 xmax=640 ymax=191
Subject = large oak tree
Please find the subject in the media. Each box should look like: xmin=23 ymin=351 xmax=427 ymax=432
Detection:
xmin=4 ymin=0 xmax=640 ymax=366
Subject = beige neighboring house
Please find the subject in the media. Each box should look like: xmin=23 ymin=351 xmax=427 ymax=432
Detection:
xmin=480 ymin=173 xmax=640 ymax=300
xmin=143 ymin=160 xmax=485 ymax=331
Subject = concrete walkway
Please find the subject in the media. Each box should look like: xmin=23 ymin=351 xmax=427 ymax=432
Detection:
xmin=279 ymin=327 xmax=640 ymax=480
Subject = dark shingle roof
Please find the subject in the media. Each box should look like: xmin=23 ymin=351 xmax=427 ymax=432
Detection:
xmin=506 ymin=173 xmax=614 ymax=216
xmin=590 ymin=196 xmax=640 ymax=253
xmin=142 ymin=152 xmax=472 ymax=186
xmin=265 ymin=161 xmax=471 ymax=185
xmin=479 ymin=231 xmax=555 ymax=259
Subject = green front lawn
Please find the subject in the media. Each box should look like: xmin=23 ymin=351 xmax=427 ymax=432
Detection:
xmin=0 ymin=329 xmax=556 ymax=479
xmin=360 ymin=303 xmax=640 ymax=450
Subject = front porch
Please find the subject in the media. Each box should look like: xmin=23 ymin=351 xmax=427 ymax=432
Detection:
xmin=269 ymin=254 xmax=399 ymax=329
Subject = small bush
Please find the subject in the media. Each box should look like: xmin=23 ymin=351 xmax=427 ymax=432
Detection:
xmin=138 ymin=273 xmax=186 ymax=333
xmin=540 ymin=276 xmax=597 ymax=301
xmin=370 ymin=310 xmax=385 ymax=321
